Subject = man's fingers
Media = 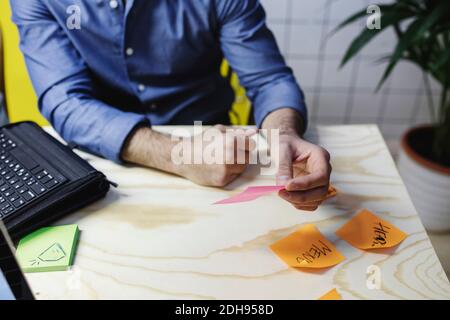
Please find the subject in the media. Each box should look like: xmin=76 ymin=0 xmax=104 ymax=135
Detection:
xmin=217 ymin=172 xmax=240 ymax=187
xmin=226 ymin=146 xmax=253 ymax=165
xmin=285 ymin=146 xmax=331 ymax=191
xmin=278 ymin=186 xmax=328 ymax=204
xmin=285 ymin=170 xmax=328 ymax=191
xmin=223 ymin=130 xmax=256 ymax=152
xmin=286 ymin=161 xmax=331 ymax=191
xmin=279 ymin=188 xmax=323 ymax=211
xmin=219 ymin=129 xmax=256 ymax=165
xmin=276 ymin=143 xmax=293 ymax=186
xmin=293 ymin=204 xmax=319 ymax=212
xmin=229 ymin=163 xmax=247 ymax=174
xmin=214 ymin=124 xmax=228 ymax=133
xmin=235 ymin=135 xmax=256 ymax=152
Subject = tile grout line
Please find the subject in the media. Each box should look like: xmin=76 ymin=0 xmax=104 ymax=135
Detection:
xmin=310 ymin=0 xmax=333 ymax=123
xmin=343 ymin=0 xmax=371 ymax=124
xmin=282 ymin=0 xmax=294 ymax=58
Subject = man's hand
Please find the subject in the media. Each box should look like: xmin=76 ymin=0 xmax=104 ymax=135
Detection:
xmin=177 ymin=125 xmax=256 ymax=187
xmin=262 ymin=108 xmax=332 ymax=211
xmin=122 ymin=124 xmax=255 ymax=187
xmin=276 ymin=134 xmax=331 ymax=211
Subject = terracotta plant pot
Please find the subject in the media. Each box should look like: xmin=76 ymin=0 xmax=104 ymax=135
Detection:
xmin=398 ymin=125 xmax=450 ymax=231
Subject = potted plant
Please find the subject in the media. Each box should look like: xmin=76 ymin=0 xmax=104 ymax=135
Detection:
xmin=337 ymin=0 xmax=450 ymax=231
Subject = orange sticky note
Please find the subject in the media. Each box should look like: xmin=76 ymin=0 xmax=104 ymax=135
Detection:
xmin=335 ymin=209 xmax=407 ymax=250
xmin=318 ymin=288 xmax=341 ymax=300
xmin=270 ymin=224 xmax=345 ymax=269
xmin=325 ymin=185 xmax=338 ymax=200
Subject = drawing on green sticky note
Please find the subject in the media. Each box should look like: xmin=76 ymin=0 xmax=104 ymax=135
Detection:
xmin=16 ymin=224 xmax=79 ymax=273
xmin=29 ymin=242 xmax=67 ymax=266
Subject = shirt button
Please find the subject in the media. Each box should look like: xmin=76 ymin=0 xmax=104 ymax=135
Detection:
xmin=126 ymin=48 xmax=134 ymax=56
xmin=138 ymin=84 xmax=146 ymax=92
xmin=109 ymin=0 xmax=118 ymax=9
xmin=150 ymin=103 xmax=157 ymax=111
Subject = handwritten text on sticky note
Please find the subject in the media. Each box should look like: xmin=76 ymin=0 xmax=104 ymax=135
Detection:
xmin=270 ymin=224 xmax=345 ymax=269
xmin=335 ymin=209 xmax=407 ymax=250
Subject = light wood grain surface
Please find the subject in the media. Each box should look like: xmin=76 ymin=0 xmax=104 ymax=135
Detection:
xmin=26 ymin=125 xmax=450 ymax=300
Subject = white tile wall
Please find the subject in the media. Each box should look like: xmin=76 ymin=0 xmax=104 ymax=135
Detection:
xmin=292 ymin=0 xmax=329 ymax=23
xmin=354 ymin=59 xmax=390 ymax=89
xmin=259 ymin=0 xmax=441 ymax=142
xmin=321 ymin=58 xmax=354 ymax=88
xmin=383 ymin=93 xmax=421 ymax=120
xmin=289 ymin=59 xmax=320 ymax=88
xmin=316 ymin=92 xmax=353 ymax=118
xmin=324 ymin=25 xmax=363 ymax=56
xmin=414 ymin=94 xmax=437 ymax=124
xmin=351 ymin=91 xmax=388 ymax=120
xmin=288 ymin=24 xmax=324 ymax=55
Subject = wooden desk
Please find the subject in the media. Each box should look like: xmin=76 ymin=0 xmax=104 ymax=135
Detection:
xmin=26 ymin=125 xmax=450 ymax=299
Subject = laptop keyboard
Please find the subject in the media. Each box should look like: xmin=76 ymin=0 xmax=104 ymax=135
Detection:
xmin=0 ymin=132 xmax=67 ymax=220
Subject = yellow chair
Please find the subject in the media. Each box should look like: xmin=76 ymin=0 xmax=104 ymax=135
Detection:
xmin=221 ymin=60 xmax=253 ymax=125
xmin=0 ymin=1 xmax=47 ymax=125
xmin=0 ymin=20 xmax=5 ymax=101
xmin=0 ymin=0 xmax=251 ymax=126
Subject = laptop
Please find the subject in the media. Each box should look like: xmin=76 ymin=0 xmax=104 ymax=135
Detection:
xmin=0 ymin=121 xmax=111 ymax=239
xmin=0 ymin=221 xmax=34 ymax=300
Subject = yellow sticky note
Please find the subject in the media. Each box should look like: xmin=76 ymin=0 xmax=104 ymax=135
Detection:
xmin=336 ymin=209 xmax=407 ymax=250
xmin=270 ymin=224 xmax=345 ymax=269
xmin=318 ymin=288 xmax=341 ymax=300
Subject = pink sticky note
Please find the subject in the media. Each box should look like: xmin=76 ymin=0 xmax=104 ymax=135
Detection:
xmin=214 ymin=186 xmax=285 ymax=205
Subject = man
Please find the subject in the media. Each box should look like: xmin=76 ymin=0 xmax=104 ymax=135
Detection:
xmin=11 ymin=0 xmax=331 ymax=211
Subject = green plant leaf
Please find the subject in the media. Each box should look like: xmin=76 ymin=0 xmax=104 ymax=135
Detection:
xmin=376 ymin=1 xmax=450 ymax=90
xmin=333 ymin=8 xmax=368 ymax=31
xmin=376 ymin=20 xmax=424 ymax=90
xmin=399 ymin=0 xmax=424 ymax=12
xmin=331 ymin=4 xmax=405 ymax=38
xmin=432 ymin=45 xmax=450 ymax=71
xmin=339 ymin=9 xmax=416 ymax=68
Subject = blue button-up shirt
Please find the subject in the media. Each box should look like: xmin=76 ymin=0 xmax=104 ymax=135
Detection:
xmin=11 ymin=0 xmax=307 ymax=162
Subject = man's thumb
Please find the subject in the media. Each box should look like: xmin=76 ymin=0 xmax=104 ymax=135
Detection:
xmin=276 ymin=147 xmax=293 ymax=186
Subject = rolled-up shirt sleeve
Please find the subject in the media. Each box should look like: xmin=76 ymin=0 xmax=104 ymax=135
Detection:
xmin=10 ymin=0 xmax=148 ymax=162
xmin=216 ymin=0 xmax=307 ymax=130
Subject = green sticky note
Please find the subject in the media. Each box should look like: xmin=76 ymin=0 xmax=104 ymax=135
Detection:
xmin=16 ymin=225 xmax=79 ymax=273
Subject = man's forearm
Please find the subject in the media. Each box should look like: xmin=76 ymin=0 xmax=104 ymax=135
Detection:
xmin=122 ymin=126 xmax=181 ymax=174
xmin=261 ymin=108 xmax=305 ymax=136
